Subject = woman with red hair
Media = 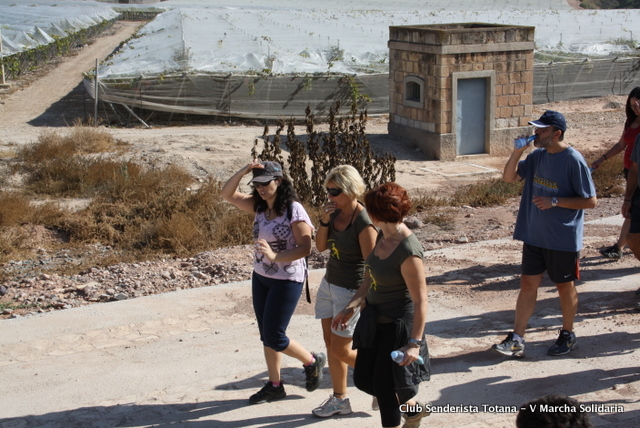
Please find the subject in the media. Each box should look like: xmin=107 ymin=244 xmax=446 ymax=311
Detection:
xmin=332 ymin=182 xmax=431 ymax=428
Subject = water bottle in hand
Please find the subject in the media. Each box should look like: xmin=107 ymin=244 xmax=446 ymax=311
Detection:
xmin=513 ymin=135 xmax=537 ymax=149
xmin=391 ymin=350 xmax=424 ymax=364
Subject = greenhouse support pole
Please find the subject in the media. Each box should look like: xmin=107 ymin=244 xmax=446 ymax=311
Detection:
xmin=0 ymin=28 xmax=8 ymax=87
xmin=119 ymin=103 xmax=151 ymax=129
xmin=94 ymin=59 xmax=99 ymax=126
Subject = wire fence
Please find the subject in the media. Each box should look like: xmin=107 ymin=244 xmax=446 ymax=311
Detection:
xmin=533 ymin=56 xmax=640 ymax=103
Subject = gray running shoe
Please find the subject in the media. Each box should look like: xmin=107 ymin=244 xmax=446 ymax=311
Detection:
xmin=548 ymin=329 xmax=577 ymax=356
xmin=600 ymin=244 xmax=622 ymax=259
xmin=249 ymin=381 xmax=286 ymax=404
xmin=372 ymin=396 xmax=379 ymax=411
xmin=304 ymin=352 xmax=326 ymax=392
xmin=312 ymin=394 xmax=353 ymax=417
xmin=491 ymin=332 xmax=525 ymax=358
xmin=402 ymin=402 xmax=431 ymax=428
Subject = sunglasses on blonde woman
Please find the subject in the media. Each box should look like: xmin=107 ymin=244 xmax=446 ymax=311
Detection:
xmin=326 ymin=187 xmax=343 ymax=197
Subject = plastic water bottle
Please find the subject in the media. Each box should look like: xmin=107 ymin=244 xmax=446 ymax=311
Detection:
xmin=390 ymin=350 xmax=424 ymax=365
xmin=513 ymin=135 xmax=537 ymax=149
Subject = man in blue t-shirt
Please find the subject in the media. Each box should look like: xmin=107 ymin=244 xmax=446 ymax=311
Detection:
xmin=492 ymin=110 xmax=597 ymax=358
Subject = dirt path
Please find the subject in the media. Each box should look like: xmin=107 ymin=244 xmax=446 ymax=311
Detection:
xmin=0 ymin=21 xmax=140 ymax=143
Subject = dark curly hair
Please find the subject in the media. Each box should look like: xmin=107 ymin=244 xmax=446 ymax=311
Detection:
xmin=516 ymin=394 xmax=593 ymax=428
xmin=364 ymin=182 xmax=411 ymax=223
xmin=624 ymin=86 xmax=640 ymax=129
xmin=252 ymin=177 xmax=300 ymax=216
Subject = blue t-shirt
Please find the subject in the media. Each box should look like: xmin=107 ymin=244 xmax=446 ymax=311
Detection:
xmin=514 ymin=147 xmax=596 ymax=252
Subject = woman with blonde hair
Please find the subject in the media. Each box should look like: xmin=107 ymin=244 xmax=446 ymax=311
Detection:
xmin=312 ymin=165 xmax=377 ymax=417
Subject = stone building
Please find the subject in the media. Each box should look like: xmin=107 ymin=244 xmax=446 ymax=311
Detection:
xmin=388 ymin=23 xmax=535 ymax=160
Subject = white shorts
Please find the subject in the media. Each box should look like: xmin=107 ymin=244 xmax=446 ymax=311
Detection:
xmin=314 ymin=276 xmax=360 ymax=338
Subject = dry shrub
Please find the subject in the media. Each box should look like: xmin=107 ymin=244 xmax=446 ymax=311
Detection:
xmin=409 ymin=189 xmax=456 ymax=228
xmin=0 ymin=127 xmax=256 ymax=269
xmin=67 ymin=125 xmax=126 ymax=154
xmin=449 ymin=178 xmax=523 ymax=207
xmin=17 ymin=131 xmax=77 ymax=166
xmin=0 ymin=191 xmax=32 ymax=226
xmin=584 ymin=152 xmax=625 ymax=198
xmin=15 ymin=127 xmax=128 ymax=197
xmin=92 ymin=162 xmax=193 ymax=211
xmin=18 ymin=126 xmax=123 ymax=161
xmin=150 ymin=179 xmax=254 ymax=255
xmin=0 ymin=228 xmax=29 ymax=260
xmin=0 ymin=195 xmax=68 ymax=263
xmin=49 ymin=175 xmax=254 ymax=257
xmin=30 ymin=202 xmax=67 ymax=226
xmin=253 ymin=101 xmax=396 ymax=208
xmin=0 ymin=223 xmax=66 ymax=264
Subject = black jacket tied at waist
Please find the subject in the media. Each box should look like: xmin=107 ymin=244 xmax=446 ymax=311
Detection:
xmin=352 ymin=298 xmax=431 ymax=402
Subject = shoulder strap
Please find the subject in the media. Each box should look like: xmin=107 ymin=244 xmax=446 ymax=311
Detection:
xmin=287 ymin=202 xmax=311 ymax=303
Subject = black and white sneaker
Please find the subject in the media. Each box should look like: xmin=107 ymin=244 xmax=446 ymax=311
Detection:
xmin=492 ymin=332 xmax=525 ymax=358
xmin=304 ymin=352 xmax=326 ymax=392
xmin=547 ymin=329 xmax=577 ymax=356
xmin=249 ymin=381 xmax=286 ymax=404
xmin=600 ymin=244 xmax=622 ymax=259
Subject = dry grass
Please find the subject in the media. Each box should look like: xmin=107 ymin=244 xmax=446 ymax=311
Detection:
xmin=409 ymin=189 xmax=456 ymax=229
xmin=449 ymin=178 xmax=523 ymax=207
xmin=584 ymin=150 xmax=626 ymax=198
xmin=0 ymin=125 xmax=628 ymax=276
xmin=0 ymin=126 xmax=254 ymax=269
xmin=15 ymin=126 xmax=129 ymax=197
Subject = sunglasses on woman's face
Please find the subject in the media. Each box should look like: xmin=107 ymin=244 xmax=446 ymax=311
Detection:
xmin=326 ymin=187 xmax=343 ymax=197
xmin=253 ymin=179 xmax=274 ymax=188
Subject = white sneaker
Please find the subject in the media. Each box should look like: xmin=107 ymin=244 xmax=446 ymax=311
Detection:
xmin=312 ymin=394 xmax=353 ymax=418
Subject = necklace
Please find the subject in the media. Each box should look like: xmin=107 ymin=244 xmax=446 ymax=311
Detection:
xmin=345 ymin=205 xmax=358 ymax=226
xmin=266 ymin=207 xmax=273 ymax=219
xmin=382 ymin=224 xmax=402 ymax=242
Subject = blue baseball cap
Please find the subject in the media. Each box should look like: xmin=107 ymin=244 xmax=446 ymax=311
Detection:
xmin=528 ymin=110 xmax=567 ymax=132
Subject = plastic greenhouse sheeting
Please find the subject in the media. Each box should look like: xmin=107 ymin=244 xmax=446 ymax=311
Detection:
xmin=0 ymin=0 xmax=119 ymax=56
xmin=5 ymin=1 xmax=640 ymax=118
xmin=89 ymin=73 xmax=389 ymax=119
xmin=98 ymin=5 xmax=640 ymax=79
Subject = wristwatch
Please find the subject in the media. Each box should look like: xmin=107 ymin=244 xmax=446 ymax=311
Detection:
xmin=408 ymin=338 xmax=423 ymax=347
xmin=551 ymin=197 xmax=558 ymax=207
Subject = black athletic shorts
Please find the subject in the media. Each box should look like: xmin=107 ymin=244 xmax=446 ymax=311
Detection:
xmin=522 ymin=243 xmax=580 ymax=283
xmin=623 ymin=168 xmax=640 ymax=233
xmin=629 ymin=191 xmax=640 ymax=234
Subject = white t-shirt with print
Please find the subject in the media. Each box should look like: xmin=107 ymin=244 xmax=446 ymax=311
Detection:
xmin=252 ymin=201 xmax=313 ymax=283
